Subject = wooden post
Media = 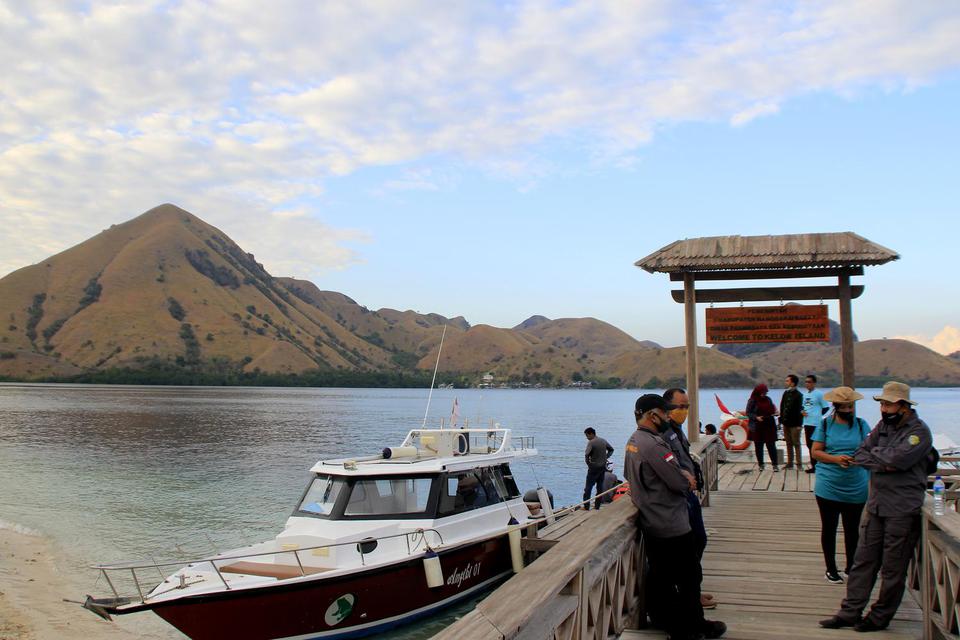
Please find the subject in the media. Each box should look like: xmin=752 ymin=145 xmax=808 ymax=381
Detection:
xmin=838 ymin=272 xmax=855 ymax=388
xmin=683 ymin=273 xmax=699 ymax=442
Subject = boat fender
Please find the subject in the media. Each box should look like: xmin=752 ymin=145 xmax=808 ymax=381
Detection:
xmin=382 ymin=446 xmax=418 ymax=459
xmin=507 ymin=517 xmax=523 ymax=573
xmin=719 ymin=418 xmax=750 ymax=451
xmin=423 ymin=550 xmax=444 ymax=589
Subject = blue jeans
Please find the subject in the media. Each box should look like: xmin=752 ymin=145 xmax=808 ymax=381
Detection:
xmin=583 ymin=467 xmax=605 ymax=509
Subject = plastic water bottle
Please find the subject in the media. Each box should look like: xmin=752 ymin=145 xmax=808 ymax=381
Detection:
xmin=934 ymin=476 xmax=946 ymax=516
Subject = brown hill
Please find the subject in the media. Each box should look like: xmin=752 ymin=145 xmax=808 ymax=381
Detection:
xmin=0 ymin=204 xmax=396 ymax=378
xmin=609 ymin=347 xmax=758 ymax=388
xmin=274 ymin=277 xmax=468 ymax=362
xmin=746 ymin=339 xmax=960 ymax=387
xmin=3 ymin=204 xmax=958 ymax=388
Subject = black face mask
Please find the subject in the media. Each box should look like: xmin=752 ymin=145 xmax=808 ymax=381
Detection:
xmin=881 ymin=411 xmax=901 ymax=426
xmin=836 ymin=410 xmax=855 ymax=423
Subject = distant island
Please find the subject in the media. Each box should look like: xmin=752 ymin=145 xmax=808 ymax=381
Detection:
xmin=2 ymin=204 xmax=959 ymax=388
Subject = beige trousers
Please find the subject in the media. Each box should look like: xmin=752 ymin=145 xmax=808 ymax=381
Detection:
xmin=783 ymin=425 xmax=803 ymax=467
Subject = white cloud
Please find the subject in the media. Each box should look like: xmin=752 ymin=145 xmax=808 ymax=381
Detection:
xmin=2 ymin=0 xmax=960 ymax=277
xmin=895 ymin=326 xmax=960 ymax=356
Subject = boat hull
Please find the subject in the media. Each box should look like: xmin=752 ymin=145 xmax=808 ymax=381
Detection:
xmin=150 ymin=536 xmax=512 ymax=639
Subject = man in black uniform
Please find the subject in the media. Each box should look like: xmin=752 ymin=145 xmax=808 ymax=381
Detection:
xmin=820 ymin=381 xmax=933 ymax=632
xmin=625 ymin=394 xmax=726 ymax=640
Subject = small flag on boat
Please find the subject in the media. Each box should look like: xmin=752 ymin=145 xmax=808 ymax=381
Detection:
xmin=451 ymin=397 xmax=460 ymax=428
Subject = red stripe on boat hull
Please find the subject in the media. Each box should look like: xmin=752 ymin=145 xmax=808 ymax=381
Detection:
xmin=151 ymin=537 xmax=511 ymax=639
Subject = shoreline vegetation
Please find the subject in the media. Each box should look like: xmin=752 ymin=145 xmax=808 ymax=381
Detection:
xmin=0 ymin=362 xmax=954 ymax=389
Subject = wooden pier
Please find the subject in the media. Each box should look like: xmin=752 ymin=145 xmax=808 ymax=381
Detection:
xmin=431 ymin=439 xmax=960 ymax=640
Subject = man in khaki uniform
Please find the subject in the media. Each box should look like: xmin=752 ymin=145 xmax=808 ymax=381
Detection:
xmin=820 ymin=382 xmax=933 ymax=632
xmin=625 ymin=394 xmax=726 ymax=640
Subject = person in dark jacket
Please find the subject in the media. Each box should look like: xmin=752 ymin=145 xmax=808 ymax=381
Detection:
xmin=583 ymin=427 xmax=614 ymax=510
xmin=625 ymin=394 xmax=726 ymax=640
xmin=780 ymin=374 xmax=804 ymax=469
xmin=747 ymin=384 xmax=779 ymax=472
xmin=820 ymin=381 xmax=933 ymax=633
xmin=662 ymin=388 xmax=717 ymax=609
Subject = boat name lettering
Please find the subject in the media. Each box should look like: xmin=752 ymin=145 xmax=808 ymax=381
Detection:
xmin=447 ymin=561 xmax=482 ymax=588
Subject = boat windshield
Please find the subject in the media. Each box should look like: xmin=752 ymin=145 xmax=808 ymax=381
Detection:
xmin=298 ymin=475 xmax=347 ymax=516
xmin=344 ymin=477 xmax=433 ymax=517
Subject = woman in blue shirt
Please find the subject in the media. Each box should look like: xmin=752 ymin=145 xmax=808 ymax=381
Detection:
xmin=811 ymin=386 xmax=870 ymax=584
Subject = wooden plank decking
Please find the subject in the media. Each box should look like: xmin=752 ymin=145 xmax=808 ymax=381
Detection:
xmin=623 ymin=462 xmax=922 ymax=640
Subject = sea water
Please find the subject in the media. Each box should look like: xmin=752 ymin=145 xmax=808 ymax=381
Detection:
xmin=1 ymin=384 xmax=958 ymax=637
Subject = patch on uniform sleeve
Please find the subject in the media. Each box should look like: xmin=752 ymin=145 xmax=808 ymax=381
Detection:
xmin=663 ymin=452 xmax=675 ymax=463
xmin=626 ymin=444 xmax=639 ymax=453
xmin=909 ymin=435 xmax=920 ymax=445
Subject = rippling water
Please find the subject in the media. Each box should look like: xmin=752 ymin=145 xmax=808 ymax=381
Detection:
xmin=1 ymin=383 xmax=958 ymax=638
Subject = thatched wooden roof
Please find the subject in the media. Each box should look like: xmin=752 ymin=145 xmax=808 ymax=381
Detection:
xmin=635 ymin=232 xmax=898 ymax=273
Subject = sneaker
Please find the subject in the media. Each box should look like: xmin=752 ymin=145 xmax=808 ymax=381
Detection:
xmin=785 ymin=463 xmax=794 ymax=469
xmin=773 ymin=466 xmax=780 ymax=473
xmin=825 ymin=570 xmax=844 ymax=584
xmin=758 ymin=465 xmax=765 ymax=471
xmin=854 ymin=618 xmax=888 ymax=633
xmin=805 ymin=467 xmax=816 ymax=474
xmin=702 ymin=620 xmax=727 ymax=639
xmin=820 ymin=616 xmax=858 ymax=629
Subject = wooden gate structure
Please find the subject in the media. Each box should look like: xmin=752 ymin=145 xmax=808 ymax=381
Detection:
xmin=634 ymin=232 xmax=899 ymax=442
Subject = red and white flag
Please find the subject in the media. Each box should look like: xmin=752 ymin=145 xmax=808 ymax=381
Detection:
xmin=450 ymin=398 xmax=460 ymax=428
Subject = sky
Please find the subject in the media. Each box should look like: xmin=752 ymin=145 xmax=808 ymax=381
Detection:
xmin=2 ymin=1 xmax=959 ymax=352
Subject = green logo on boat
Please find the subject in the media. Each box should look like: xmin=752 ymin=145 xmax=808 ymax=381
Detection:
xmin=324 ymin=594 xmax=355 ymax=626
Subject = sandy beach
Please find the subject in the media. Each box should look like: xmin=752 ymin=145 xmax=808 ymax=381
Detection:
xmin=0 ymin=525 xmax=176 ymax=640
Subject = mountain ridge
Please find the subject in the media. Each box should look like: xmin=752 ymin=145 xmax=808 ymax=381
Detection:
xmin=2 ymin=204 xmax=958 ymax=387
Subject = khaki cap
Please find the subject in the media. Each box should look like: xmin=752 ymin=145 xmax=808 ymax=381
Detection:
xmin=823 ymin=386 xmax=864 ymax=403
xmin=873 ymin=381 xmax=917 ymax=406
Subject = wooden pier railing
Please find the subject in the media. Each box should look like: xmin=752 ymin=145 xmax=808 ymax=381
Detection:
xmin=913 ymin=461 xmax=960 ymax=640
xmin=431 ymin=436 xmax=720 ymax=640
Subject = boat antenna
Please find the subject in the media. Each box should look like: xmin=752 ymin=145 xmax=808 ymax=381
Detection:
xmin=422 ymin=325 xmax=447 ymax=429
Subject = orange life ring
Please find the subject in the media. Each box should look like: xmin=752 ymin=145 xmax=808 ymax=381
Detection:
xmin=612 ymin=483 xmax=630 ymax=501
xmin=719 ymin=418 xmax=750 ymax=450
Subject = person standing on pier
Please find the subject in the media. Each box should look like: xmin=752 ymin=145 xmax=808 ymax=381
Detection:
xmin=810 ymin=387 xmax=870 ymax=584
xmin=746 ymin=384 xmax=779 ymax=472
xmin=820 ymin=382 xmax=934 ymax=633
xmin=625 ymin=394 xmax=726 ymax=640
xmin=780 ymin=374 xmax=804 ymax=469
xmin=583 ymin=427 xmax=614 ymax=510
xmin=801 ymin=374 xmax=830 ymax=473
xmin=662 ymin=388 xmax=717 ymax=610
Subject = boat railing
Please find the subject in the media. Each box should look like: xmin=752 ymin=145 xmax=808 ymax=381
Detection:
xmin=91 ymin=527 xmax=444 ymax=606
xmin=402 ymin=428 xmax=533 ymax=456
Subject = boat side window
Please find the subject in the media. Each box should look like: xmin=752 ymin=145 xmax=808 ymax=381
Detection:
xmin=344 ymin=477 xmax=433 ymax=517
xmin=439 ymin=470 xmax=496 ymax=516
xmin=297 ymin=474 xmax=346 ymax=517
xmin=494 ymin=464 xmax=521 ymax=499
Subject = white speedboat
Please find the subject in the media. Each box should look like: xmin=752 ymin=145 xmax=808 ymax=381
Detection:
xmin=82 ymin=428 xmax=540 ymax=639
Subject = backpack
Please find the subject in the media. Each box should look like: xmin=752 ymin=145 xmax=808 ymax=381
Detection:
xmin=823 ymin=415 xmax=869 ymax=452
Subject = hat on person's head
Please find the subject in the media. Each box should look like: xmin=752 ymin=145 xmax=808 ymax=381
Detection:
xmin=823 ymin=386 xmax=864 ymax=403
xmin=635 ymin=394 xmax=673 ymax=415
xmin=873 ymin=381 xmax=917 ymax=406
